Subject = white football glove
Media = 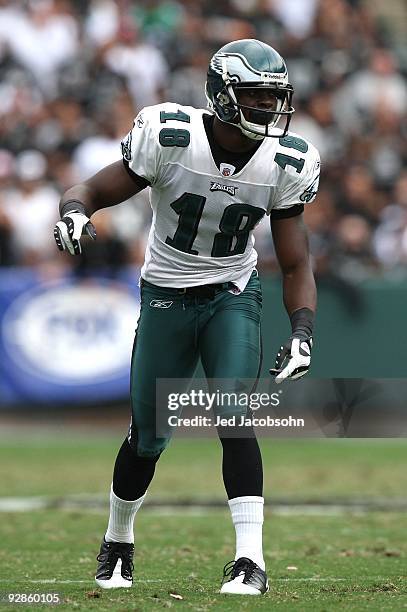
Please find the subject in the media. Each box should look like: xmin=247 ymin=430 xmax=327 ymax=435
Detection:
xmin=270 ymin=336 xmax=313 ymax=383
xmin=54 ymin=212 xmax=96 ymax=255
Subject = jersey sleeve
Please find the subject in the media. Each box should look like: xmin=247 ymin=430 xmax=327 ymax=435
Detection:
xmin=120 ymin=108 xmax=161 ymax=186
xmin=268 ymin=142 xmax=321 ymax=214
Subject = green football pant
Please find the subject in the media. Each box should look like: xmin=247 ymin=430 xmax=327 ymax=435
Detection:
xmin=128 ymin=272 xmax=262 ymax=457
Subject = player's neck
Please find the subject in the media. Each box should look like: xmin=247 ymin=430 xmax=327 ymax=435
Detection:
xmin=212 ymin=116 xmax=261 ymax=153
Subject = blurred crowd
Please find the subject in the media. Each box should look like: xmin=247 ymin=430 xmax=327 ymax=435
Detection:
xmin=0 ymin=0 xmax=406 ymax=282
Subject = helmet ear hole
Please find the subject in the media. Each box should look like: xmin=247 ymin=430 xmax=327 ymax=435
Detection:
xmin=217 ymin=92 xmax=230 ymax=105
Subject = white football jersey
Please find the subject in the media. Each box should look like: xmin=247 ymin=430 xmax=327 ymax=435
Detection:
xmin=122 ymin=103 xmax=320 ymax=290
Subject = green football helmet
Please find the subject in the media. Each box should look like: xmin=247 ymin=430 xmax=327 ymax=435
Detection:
xmin=206 ymin=39 xmax=294 ymax=140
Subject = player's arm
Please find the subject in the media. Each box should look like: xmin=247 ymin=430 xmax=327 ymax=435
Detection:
xmin=270 ymin=213 xmax=316 ymax=382
xmin=61 ymin=160 xmax=148 ymax=215
xmin=271 ymin=213 xmax=316 ymax=315
xmin=54 ymin=160 xmax=149 ymax=255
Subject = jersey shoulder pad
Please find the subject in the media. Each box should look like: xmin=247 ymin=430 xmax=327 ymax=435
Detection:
xmin=143 ymin=103 xmax=200 ymax=155
xmin=271 ymin=131 xmax=321 ymax=210
xmin=122 ymin=103 xmax=200 ymax=184
xmin=137 ymin=103 xmax=200 ymax=134
xmin=274 ymin=131 xmax=320 ymax=179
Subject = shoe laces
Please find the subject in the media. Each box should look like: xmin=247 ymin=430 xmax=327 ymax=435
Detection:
xmin=97 ymin=542 xmax=134 ymax=575
xmin=222 ymin=557 xmax=256 ymax=583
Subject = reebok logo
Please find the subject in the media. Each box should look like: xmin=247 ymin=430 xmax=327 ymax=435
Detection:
xmin=210 ymin=181 xmax=238 ymax=196
xmin=149 ymin=300 xmax=173 ymax=309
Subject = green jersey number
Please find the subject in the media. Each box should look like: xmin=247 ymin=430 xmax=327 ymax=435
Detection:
xmin=159 ymin=128 xmax=190 ymax=148
xmin=274 ymin=134 xmax=308 ymax=173
xmin=160 ymin=110 xmax=190 ymax=124
xmin=165 ymin=193 xmax=205 ymax=255
xmin=161 ymin=108 xmax=266 ymax=256
xmin=211 ymin=203 xmax=264 ymax=257
xmin=166 ymin=193 xmax=264 ymax=257
xmin=159 ymin=109 xmax=191 ymax=148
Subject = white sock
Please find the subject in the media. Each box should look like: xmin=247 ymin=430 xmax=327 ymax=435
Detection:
xmin=228 ymin=495 xmax=265 ymax=570
xmin=105 ymin=485 xmax=145 ymax=544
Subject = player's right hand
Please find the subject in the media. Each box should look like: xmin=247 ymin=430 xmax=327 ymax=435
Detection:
xmin=54 ymin=212 xmax=96 ymax=255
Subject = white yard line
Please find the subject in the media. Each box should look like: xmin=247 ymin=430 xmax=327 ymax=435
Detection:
xmin=0 ymin=498 xmax=48 ymax=512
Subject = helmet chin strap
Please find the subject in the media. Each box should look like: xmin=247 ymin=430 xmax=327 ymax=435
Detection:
xmin=239 ymin=119 xmax=266 ymax=141
xmin=238 ymin=108 xmax=283 ymax=140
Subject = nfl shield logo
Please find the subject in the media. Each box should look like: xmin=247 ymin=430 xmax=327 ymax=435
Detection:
xmin=220 ymin=163 xmax=236 ymax=177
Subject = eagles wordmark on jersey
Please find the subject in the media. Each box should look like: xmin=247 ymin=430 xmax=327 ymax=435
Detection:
xmin=122 ymin=103 xmax=320 ymax=291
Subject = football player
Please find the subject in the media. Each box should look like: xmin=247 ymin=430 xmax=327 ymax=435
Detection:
xmin=54 ymin=39 xmax=319 ymax=596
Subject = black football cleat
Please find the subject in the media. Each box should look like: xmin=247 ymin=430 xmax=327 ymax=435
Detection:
xmin=95 ymin=538 xmax=134 ymax=589
xmin=220 ymin=557 xmax=269 ymax=595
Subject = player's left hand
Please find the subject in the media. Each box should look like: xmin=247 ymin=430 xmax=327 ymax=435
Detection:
xmin=270 ymin=336 xmax=312 ymax=383
xmin=54 ymin=212 xmax=96 ymax=255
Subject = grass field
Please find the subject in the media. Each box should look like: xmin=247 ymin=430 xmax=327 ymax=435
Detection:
xmin=0 ymin=431 xmax=406 ymax=610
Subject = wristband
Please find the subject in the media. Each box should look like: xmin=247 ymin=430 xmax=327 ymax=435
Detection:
xmin=59 ymin=199 xmax=88 ymax=218
xmin=289 ymin=307 xmax=314 ymax=340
